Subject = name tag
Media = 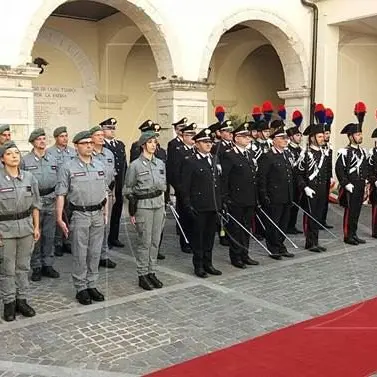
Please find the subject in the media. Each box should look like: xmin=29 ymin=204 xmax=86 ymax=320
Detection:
xmin=0 ymin=187 xmax=14 ymax=193
xmin=25 ymin=166 xmax=38 ymax=170
xmin=98 ymin=171 xmax=105 ymax=176
xmin=138 ymin=171 xmax=149 ymax=176
xmin=51 ymin=166 xmax=57 ymax=170
xmin=73 ymin=172 xmax=86 ymax=177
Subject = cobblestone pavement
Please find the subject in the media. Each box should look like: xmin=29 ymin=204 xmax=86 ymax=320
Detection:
xmin=0 ymin=204 xmax=377 ymax=376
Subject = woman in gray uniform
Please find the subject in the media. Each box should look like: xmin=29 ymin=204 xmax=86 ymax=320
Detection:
xmin=124 ymin=131 xmax=166 ymax=290
xmin=0 ymin=141 xmax=41 ymax=321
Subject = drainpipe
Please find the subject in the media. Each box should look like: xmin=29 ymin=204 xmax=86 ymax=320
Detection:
xmin=301 ymin=0 xmax=319 ymax=124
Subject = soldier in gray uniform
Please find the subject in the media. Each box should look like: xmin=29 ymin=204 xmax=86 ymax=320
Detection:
xmin=0 ymin=125 xmax=11 ymax=146
xmin=56 ymin=131 xmax=108 ymax=305
xmin=47 ymin=126 xmax=76 ymax=257
xmin=21 ymin=128 xmax=60 ymax=281
xmin=90 ymin=126 xmax=117 ymax=269
xmin=124 ymin=131 xmax=166 ymax=291
xmin=0 ymin=141 xmax=41 ymax=321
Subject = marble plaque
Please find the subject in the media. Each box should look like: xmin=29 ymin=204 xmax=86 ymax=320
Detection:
xmin=34 ymin=85 xmax=89 ymax=144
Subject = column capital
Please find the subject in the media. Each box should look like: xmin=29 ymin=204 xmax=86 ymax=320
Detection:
xmin=277 ymin=88 xmax=311 ymax=100
xmin=149 ymin=79 xmax=215 ymax=93
xmin=95 ymin=93 xmax=128 ymax=110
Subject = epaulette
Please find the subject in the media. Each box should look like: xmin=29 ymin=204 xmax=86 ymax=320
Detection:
xmin=337 ymin=148 xmax=348 ymax=156
xmin=299 ymin=149 xmax=306 ymax=158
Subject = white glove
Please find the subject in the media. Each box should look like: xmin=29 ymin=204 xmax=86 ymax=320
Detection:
xmin=304 ymin=187 xmax=316 ymax=198
xmin=345 ymin=183 xmax=354 ymax=193
xmin=330 ymin=177 xmax=336 ymax=186
xmin=375 ymin=181 xmax=377 ymax=188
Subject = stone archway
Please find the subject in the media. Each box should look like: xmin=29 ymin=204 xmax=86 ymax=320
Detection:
xmin=199 ymin=8 xmax=309 ymax=90
xmin=36 ymin=27 xmax=98 ymax=98
xmin=19 ymin=0 xmax=175 ymax=78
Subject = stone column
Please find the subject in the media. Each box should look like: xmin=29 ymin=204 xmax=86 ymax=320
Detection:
xmin=277 ymin=88 xmax=311 ymax=125
xmin=149 ymin=80 xmax=214 ymax=147
xmin=0 ymin=65 xmax=40 ymax=152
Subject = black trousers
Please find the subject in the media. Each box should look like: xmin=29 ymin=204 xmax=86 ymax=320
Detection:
xmin=287 ymin=203 xmax=300 ymax=231
xmin=227 ymin=205 xmax=254 ymax=263
xmin=303 ymin=190 xmax=327 ymax=248
xmin=321 ymin=179 xmax=331 ymax=224
xmin=191 ymin=211 xmax=217 ymax=269
xmin=343 ymin=182 xmax=365 ymax=239
xmin=372 ymin=205 xmax=377 ymax=237
xmin=108 ymin=180 xmax=123 ymax=243
xmin=263 ymin=204 xmax=290 ymax=255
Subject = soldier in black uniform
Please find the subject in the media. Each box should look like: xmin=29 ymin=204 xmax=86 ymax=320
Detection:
xmin=221 ymin=122 xmax=260 ymax=269
xmin=209 ymin=120 xmax=233 ymax=247
xmin=321 ymin=108 xmax=335 ymax=229
xmin=257 ymin=126 xmax=294 ymax=259
xmin=170 ymin=123 xmax=197 ymax=253
xmin=129 ymin=120 xmax=167 ymax=163
xmin=368 ymin=128 xmax=377 ymax=238
xmin=180 ymin=128 xmax=222 ymax=278
xmin=101 ymin=118 xmax=127 ymax=248
xmin=336 ymin=120 xmax=368 ymax=245
xmin=296 ymin=123 xmax=328 ymax=252
xmin=286 ymin=111 xmax=303 ymax=234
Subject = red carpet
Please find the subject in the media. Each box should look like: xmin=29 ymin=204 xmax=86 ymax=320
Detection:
xmin=145 ymin=297 xmax=377 ymax=377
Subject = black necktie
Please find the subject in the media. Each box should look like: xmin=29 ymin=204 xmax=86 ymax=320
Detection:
xmin=243 ymin=151 xmax=249 ymax=161
xmin=110 ymin=140 xmax=115 ymax=148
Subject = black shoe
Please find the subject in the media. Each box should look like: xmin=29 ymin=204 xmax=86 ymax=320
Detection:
xmin=109 ymin=240 xmax=124 ymax=248
xmin=76 ymin=290 xmax=92 ymax=305
xmin=157 ymin=253 xmax=166 ymax=260
xmin=41 ymin=266 xmax=60 ymax=279
xmin=204 ymin=265 xmax=222 ymax=275
xmin=99 ymin=259 xmax=117 ymax=269
xmin=280 ymin=250 xmax=295 ymax=258
xmin=219 ymin=237 xmax=229 ymax=247
xmin=242 ymin=256 xmax=260 ymax=266
xmin=317 ymin=245 xmax=327 ymax=252
xmin=353 ymin=235 xmax=366 ymax=244
xmin=323 ymin=223 xmax=334 ymax=229
xmin=344 ymin=238 xmax=358 ymax=245
xmin=87 ymin=288 xmax=105 ymax=302
xmin=62 ymin=243 xmax=71 ymax=254
xmin=181 ymin=245 xmax=192 ymax=254
xmin=3 ymin=301 xmax=16 ymax=322
xmin=54 ymin=246 xmax=64 ymax=257
xmin=15 ymin=299 xmax=36 ymax=317
xmin=372 ymin=234 xmax=377 ymax=239
xmin=148 ymin=273 xmax=163 ymax=288
xmin=194 ymin=268 xmax=208 ymax=278
xmin=231 ymin=260 xmax=246 ymax=269
xmin=139 ymin=275 xmax=154 ymax=290
xmin=269 ymin=253 xmax=282 ymax=260
xmin=31 ymin=268 xmax=42 ymax=282
xmin=308 ymin=246 xmax=322 ymax=253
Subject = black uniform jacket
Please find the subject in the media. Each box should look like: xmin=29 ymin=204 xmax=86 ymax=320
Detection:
xmin=368 ymin=148 xmax=377 ymax=205
xmin=257 ymin=147 xmax=294 ymax=205
xmin=180 ymin=152 xmax=222 ymax=212
xmin=104 ymin=139 xmax=127 ymax=187
xmin=221 ymin=147 xmax=258 ymax=207
xmin=166 ymin=137 xmax=184 ymax=188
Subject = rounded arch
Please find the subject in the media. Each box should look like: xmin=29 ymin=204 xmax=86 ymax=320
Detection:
xmin=36 ymin=27 xmax=98 ymax=96
xmin=20 ymin=0 xmax=175 ymax=78
xmin=199 ymin=8 xmax=309 ymax=89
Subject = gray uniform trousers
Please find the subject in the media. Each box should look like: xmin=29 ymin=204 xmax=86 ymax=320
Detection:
xmin=71 ymin=210 xmax=104 ymax=292
xmin=134 ymin=207 xmax=165 ymax=276
xmin=0 ymin=235 xmax=35 ymax=304
xmin=100 ymin=191 xmax=114 ymax=259
xmin=31 ymin=199 xmax=56 ymax=269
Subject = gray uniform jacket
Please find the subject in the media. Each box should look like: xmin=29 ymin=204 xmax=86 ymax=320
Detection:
xmin=0 ymin=169 xmax=41 ymax=238
xmin=56 ymin=156 xmax=107 ymax=207
xmin=124 ymin=154 xmax=166 ymax=209
xmin=92 ymin=147 xmax=116 ymax=188
xmin=21 ymin=151 xmax=59 ymax=203
xmin=47 ymin=145 xmax=76 ymax=168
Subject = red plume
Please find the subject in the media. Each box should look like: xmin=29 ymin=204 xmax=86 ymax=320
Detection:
xmin=215 ymin=105 xmax=225 ymax=114
xmin=314 ymin=103 xmax=326 ymax=113
xmin=354 ymin=102 xmax=366 ymax=114
xmin=252 ymin=106 xmax=262 ymax=122
xmin=262 ymin=101 xmax=273 ymax=112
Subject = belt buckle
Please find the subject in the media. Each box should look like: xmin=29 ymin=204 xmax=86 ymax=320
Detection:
xmin=82 ymin=206 xmax=86 ymax=212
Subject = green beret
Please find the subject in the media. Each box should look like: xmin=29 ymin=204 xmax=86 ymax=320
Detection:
xmin=138 ymin=131 xmax=157 ymax=146
xmin=29 ymin=128 xmax=46 ymax=143
xmin=0 ymin=141 xmax=17 ymax=157
xmin=0 ymin=125 xmax=10 ymax=134
xmin=89 ymin=126 xmax=102 ymax=135
xmin=53 ymin=126 xmax=67 ymax=138
xmin=72 ymin=130 xmax=92 ymax=144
